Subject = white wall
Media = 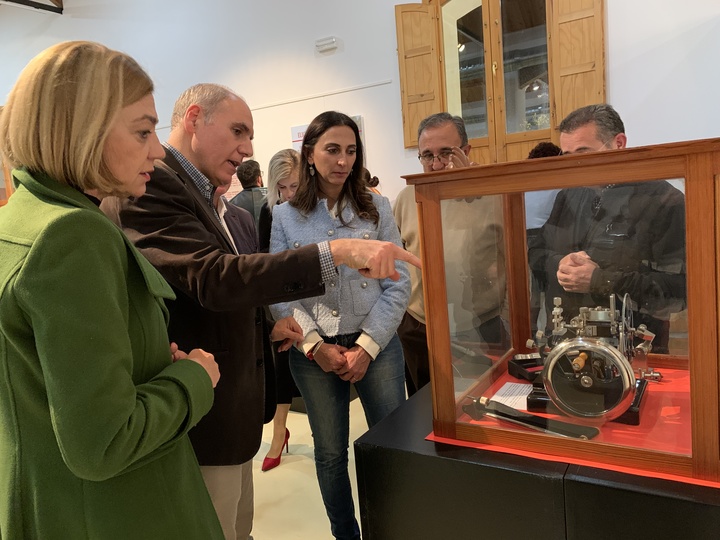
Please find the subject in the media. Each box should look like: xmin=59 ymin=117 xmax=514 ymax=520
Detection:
xmin=0 ymin=0 xmax=422 ymax=201
xmin=1 ymin=0 xmax=719 ymax=201
xmin=606 ymin=0 xmax=720 ymax=146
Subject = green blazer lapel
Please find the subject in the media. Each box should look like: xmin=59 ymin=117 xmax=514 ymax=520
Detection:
xmin=124 ymin=239 xmax=176 ymax=325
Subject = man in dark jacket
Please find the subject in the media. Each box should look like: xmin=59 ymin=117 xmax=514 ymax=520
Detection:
xmin=528 ymin=104 xmax=686 ymax=352
xmin=229 ymin=159 xmax=266 ymax=231
xmin=101 ymin=83 xmax=418 ymax=540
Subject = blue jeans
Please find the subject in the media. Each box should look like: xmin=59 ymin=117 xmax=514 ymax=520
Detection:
xmin=290 ymin=333 xmax=406 ymax=540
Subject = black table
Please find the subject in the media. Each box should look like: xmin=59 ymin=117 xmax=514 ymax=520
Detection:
xmin=354 ymin=386 xmax=720 ymax=540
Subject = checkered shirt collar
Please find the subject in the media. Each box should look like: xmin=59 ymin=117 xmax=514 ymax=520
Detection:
xmin=164 ymin=143 xmax=219 ymax=219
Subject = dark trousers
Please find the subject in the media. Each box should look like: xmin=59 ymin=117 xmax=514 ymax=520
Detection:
xmin=397 ymin=311 xmax=509 ymax=397
xmin=397 ymin=311 xmax=430 ymax=397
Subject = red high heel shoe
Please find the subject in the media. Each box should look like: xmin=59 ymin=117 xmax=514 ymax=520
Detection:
xmin=261 ymin=428 xmax=290 ymax=472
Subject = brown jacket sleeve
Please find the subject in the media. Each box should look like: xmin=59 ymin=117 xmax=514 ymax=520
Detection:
xmin=101 ymin=157 xmax=325 ymax=312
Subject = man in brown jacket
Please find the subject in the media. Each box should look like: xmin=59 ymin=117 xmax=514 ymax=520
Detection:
xmin=102 ymin=83 xmax=418 ymax=540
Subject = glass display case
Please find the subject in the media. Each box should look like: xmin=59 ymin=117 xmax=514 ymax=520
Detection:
xmin=404 ymin=138 xmax=720 ymax=481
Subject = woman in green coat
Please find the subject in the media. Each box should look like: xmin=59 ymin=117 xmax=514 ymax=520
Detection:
xmin=0 ymin=41 xmax=223 ymax=539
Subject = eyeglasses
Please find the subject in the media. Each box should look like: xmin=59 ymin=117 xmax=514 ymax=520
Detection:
xmin=560 ymin=138 xmax=615 ymax=156
xmin=418 ymin=150 xmax=454 ymax=165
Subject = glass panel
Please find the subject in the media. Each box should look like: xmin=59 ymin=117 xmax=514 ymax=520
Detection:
xmin=525 ymin=188 xmax=561 ymax=335
xmin=527 ymin=179 xmax=687 ymax=357
xmin=501 ymin=0 xmax=550 ymax=134
xmin=442 ymin=1 xmax=487 ymax=139
xmin=460 ymin=178 xmax=689 ymax=457
xmin=441 ymin=195 xmax=510 ymax=400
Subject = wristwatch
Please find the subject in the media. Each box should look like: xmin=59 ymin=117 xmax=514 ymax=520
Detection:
xmin=306 ymin=340 xmax=324 ymax=360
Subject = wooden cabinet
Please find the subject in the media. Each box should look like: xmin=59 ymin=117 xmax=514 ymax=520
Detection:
xmin=395 ymin=3 xmax=446 ymax=148
xmin=396 ymin=0 xmax=605 ymax=164
xmin=404 ymin=138 xmax=720 ymax=481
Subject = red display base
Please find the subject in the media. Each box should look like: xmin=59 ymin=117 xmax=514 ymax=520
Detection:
xmin=429 ymin=368 xmax=712 ymax=487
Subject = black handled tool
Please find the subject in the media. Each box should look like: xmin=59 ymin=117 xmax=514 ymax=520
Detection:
xmin=462 ymin=397 xmax=600 ymax=440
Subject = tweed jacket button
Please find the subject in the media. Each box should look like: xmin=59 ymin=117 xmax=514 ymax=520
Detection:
xmin=329 ymin=281 xmax=336 ymax=287
xmin=327 ymin=230 xmax=334 ymax=236
xmin=362 ymin=233 xmax=370 ymax=239
xmin=331 ymin=309 xmax=339 ymax=316
xmin=361 ymin=282 xmax=367 ymax=288
xmin=293 ymin=241 xmax=300 ymax=248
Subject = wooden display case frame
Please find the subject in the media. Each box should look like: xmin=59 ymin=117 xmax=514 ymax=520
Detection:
xmin=404 ymin=137 xmax=720 ymax=481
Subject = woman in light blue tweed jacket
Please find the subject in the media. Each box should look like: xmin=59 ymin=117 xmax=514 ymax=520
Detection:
xmin=270 ymin=111 xmax=410 ymax=540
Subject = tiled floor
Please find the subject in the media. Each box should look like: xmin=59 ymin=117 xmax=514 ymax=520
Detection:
xmin=251 ymin=399 xmax=369 ymax=539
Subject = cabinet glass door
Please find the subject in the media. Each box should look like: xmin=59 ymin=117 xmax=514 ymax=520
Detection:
xmin=442 ymin=0 xmax=488 ymax=140
xmin=442 ymin=0 xmax=550 ymax=159
xmin=501 ymin=0 xmax=550 ymax=134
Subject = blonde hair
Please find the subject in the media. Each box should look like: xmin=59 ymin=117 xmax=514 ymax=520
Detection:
xmin=266 ymin=148 xmax=300 ymax=211
xmin=170 ymin=83 xmax=238 ymax=129
xmin=0 ymin=41 xmax=154 ymax=195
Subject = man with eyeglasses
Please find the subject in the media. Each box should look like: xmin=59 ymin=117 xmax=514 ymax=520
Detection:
xmin=393 ymin=112 xmax=508 ymax=395
xmin=528 ymin=104 xmax=686 ymax=353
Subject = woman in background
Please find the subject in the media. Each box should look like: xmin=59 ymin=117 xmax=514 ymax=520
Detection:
xmin=258 ymin=148 xmax=302 ymax=471
xmin=0 ymin=41 xmax=222 ymax=539
xmin=270 ymin=111 xmax=410 ymax=540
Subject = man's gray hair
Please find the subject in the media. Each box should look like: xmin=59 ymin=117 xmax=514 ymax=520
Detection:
xmin=170 ymin=83 xmax=239 ymax=129
xmin=417 ymin=112 xmax=469 ymax=147
xmin=558 ymin=104 xmax=625 ymax=142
